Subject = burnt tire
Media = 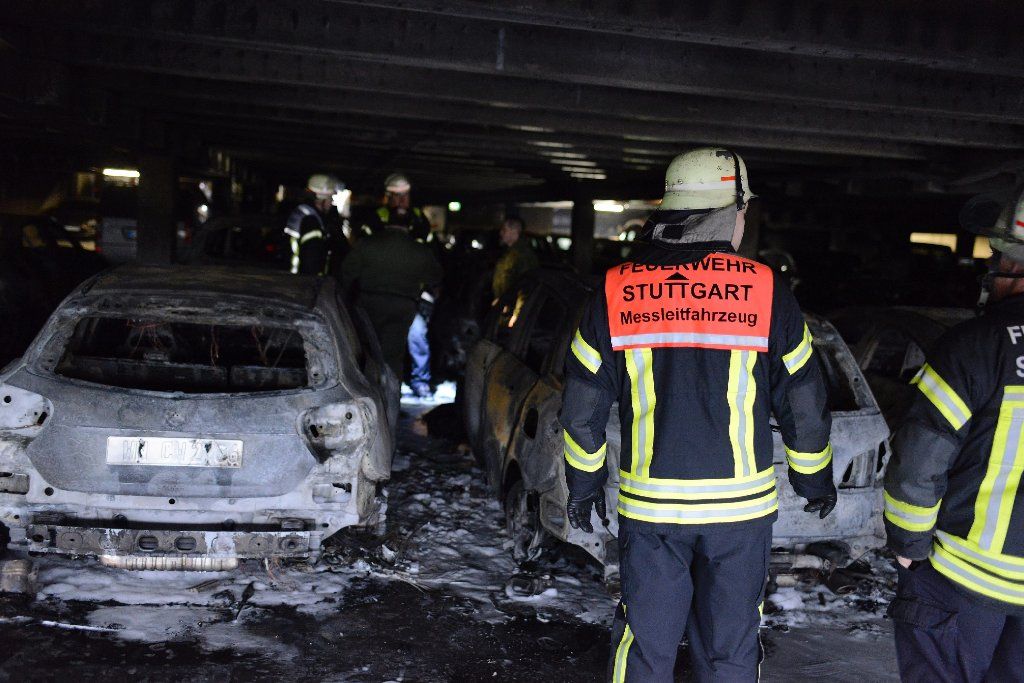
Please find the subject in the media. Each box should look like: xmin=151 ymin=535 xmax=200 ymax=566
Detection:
xmin=504 ymin=480 xmax=550 ymax=565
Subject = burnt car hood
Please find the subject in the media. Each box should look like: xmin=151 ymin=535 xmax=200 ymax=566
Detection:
xmin=9 ymin=369 xmax=322 ymax=498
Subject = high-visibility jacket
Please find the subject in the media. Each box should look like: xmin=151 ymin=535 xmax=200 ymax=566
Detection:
xmin=885 ymin=293 xmax=1024 ymax=611
xmin=560 ymin=240 xmax=834 ymax=529
xmin=284 ymin=204 xmax=328 ymax=275
xmin=374 ymin=206 xmax=430 ymax=241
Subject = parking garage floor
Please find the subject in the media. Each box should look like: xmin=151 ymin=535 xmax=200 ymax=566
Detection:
xmin=0 ymin=399 xmax=897 ymax=682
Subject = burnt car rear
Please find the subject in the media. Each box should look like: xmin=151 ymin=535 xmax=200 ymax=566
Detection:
xmin=464 ymin=269 xmax=890 ymax=570
xmin=0 ymin=266 xmax=396 ymax=570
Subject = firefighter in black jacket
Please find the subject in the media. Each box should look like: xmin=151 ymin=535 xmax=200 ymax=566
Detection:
xmin=284 ymin=174 xmax=342 ymax=275
xmin=884 ymin=187 xmax=1024 ymax=682
xmin=560 ymin=148 xmax=837 ymax=682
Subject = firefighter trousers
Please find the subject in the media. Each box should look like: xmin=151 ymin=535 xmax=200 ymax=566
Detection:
xmin=890 ymin=561 xmax=1024 ymax=683
xmin=609 ymin=523 xmax=770 ymax=683
xmin=360 ymin=293 xmax=418 ymax=380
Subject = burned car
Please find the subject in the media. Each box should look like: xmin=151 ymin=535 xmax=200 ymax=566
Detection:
xmin=830 ymin=306 xmax=974 ymax=428
xmin=463 ymin=269 xmax=890 ymax=569
xmin=0 ymin=266 xmax=397 ymax=570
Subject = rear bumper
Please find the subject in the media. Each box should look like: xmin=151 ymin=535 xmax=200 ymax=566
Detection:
xmin=20 ymin=522 xmax=316 ymax=571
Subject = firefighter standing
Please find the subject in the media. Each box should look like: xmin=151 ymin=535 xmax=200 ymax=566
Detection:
xmin=340 ymin=179 xmax=443 ymax=391
xmin=560 ymin=148 xmax=837 ymax=681
xmin=492 ymin=215 xmax=539 ymax=299
xmin=285 ymin=174 xmax=343 ymax=275
xmin=883 ymin=187 xmax=1024 ymax=682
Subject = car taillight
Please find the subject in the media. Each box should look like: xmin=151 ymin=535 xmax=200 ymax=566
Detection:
xmin=300 ymin=400 xmax=372 ymax=463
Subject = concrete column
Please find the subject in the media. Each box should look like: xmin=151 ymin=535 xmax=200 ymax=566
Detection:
xmin=136 ymin=154 xmax=178 ymax=264
xmin=571 ymin=196 xmax=595 ymax=275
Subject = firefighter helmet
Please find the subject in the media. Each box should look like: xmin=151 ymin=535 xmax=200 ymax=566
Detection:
xmin=961 ymin=185 xmax=1024 ymax=264
xmin=661 ymin=147 xmax=756 ymax=211
xmin=308 ymin=174 xmax=340 ymax=199
xmin=385 ymin=173 xmax=411 ymax=194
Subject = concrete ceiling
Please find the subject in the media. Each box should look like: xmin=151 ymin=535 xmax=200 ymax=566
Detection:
xmin=2 ymin=0 xmax=1024 ymax=201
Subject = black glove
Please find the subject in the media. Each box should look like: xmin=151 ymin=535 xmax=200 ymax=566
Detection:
xmin=804 ymin=487 xmax=838 ymax=519
xmin=566 ymin=490 xmax=607 ymax=533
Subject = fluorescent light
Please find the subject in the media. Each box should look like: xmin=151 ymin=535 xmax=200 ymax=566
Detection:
xmin=102 ymin=168 xmax=140 ymax=179
xmin=554 ymin=160 xmax=598 ymax=167
xmin=448 ymin=201 xmax=462 ymax=212
xmin=571 ymin=171 xmax=607 ymax=180
xmin=594 ymin=201 xmax=624 ymax=213
xmin=538 ymin=150 xmax=587 ymax=159
xmin=528 ymin=140 xmax=572 ymax=149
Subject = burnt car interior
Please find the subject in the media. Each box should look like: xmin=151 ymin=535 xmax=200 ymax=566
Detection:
xmin=56 ymin=316 xmax=308 ymax=393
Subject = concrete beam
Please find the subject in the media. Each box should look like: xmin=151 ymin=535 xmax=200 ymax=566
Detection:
xmin=10 ymin=1 xmax=1024 ymax=124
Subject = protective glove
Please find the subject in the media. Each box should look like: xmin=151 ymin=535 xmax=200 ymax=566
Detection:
xmin=804 ymin=486 xmax=838 ymax=519
xmin=566 ymin=490 xmax=607 ymax=533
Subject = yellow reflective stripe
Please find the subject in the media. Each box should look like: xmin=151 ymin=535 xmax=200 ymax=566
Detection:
xmin=883 ymin=491 xmax=940 ymax=532
xmin=914 ymin=364 xmax=971 ymax=430
xmin=931 ymin=543 xmax=1024 ymax=606
xmin=935 ymin=530 xmax=1024 ymax=582
xmin=618 ymin=491 xmax=778 ymax=525
xmin=785 ymin=443 xmax=833 ymax=475
xmin=782 ymin=324 xmax=813 ymax=375
xmin=299 ymin=229 xmax=323 ymax=244
xmin=727 ymin=350 xmax=757 ymax=478
xmin=619 ymin=467 xmax=776 ymax=500
xmin=613 ymin=619 xmax=634 ymax=683
xmin=968 ymin=388 xmax=1024 ymax=553
xmin=570 ymin=330 xmax=601 ymax=374
xmin=626 ymin=349 xmax=656 ymax=479
xmin=377 ymin=206 xmax=389 ymax=221
xmin=563 ymin=430 xmax=606 ymax=473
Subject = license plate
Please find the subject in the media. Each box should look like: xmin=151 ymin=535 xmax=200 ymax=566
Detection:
xmin=106 ymin=436 xmax=243 ymax=468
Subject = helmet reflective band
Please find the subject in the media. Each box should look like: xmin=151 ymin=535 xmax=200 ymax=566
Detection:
xmin=661 ymin=147 xmax=755 ymax=211
xmin=989 ymin=189 xmax=1024 ymax=265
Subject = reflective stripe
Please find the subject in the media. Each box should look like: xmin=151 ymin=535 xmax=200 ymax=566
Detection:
xmin=931 ymin=543 xmax=1024 ymax=606
xmin=570 ymin=330 xmax=602 ymax=374
xmin=613 ymin=617 xmax=634 ymax=683
xmin=299 ymin=229 xmax=324 ymax=244
xmin=727 ymin=350 xmax=758 ymax=478
xmin=782 ymin=324 xmax=813 ymax=375
xmin=914 ymin=364 xmax=971 ymax=430
xmin=969 ymin=388 xmax=1024 ymax=552
xmin=935 ymin=530 xmax=1024 ymax=581
xmin=667 ymin=179 xmax=736 ymax=192
xmin=563 ymin=431 xmax=607 ymax=473
xmin=785 ymin=443 xmax=833 ymax=475
xmin=626 ymin=349 xmax=656 ymax=479
xmin=289 ymin=237 xmax=301 ymax=275
xmin=619 ymin=467 xmax=776 ymax=500
xmin=283 ymin=227 xmax=301 ymax=239
xmin=618 ymin=490 xmax=779 ymax=524
xmin=611 ymin=332 xmax=768 ymax=351
xmin=883 ymin=491 xmax=940 ymax=532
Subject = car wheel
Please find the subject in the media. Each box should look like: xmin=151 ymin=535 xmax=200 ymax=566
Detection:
xmin=504 ymin=480 xmax=548 ymax=564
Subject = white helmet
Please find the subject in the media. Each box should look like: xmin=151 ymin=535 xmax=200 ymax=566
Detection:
xmin=385 ymin=173 xmax=411 ymax=194
xmin=661 ymin=147 xmax=755 ymax=211
xmin=308 ymin=173 xmax=341 ymax=199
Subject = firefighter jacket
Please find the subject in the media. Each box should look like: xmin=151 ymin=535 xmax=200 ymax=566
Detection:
xmin=340 ymin=227 xmax=443 ymax=303
xmin=560 ymin=233 xmax=834 ymax=531
xmin=885 ymin=293 xmax=1024 ymax=611
xmin=492 ymin=238 xmax=540 ymax=299
xmin=371 ymin=206 xmax=430 ymax=241
xmin=284 ymin=204 xmax=328 ymax=275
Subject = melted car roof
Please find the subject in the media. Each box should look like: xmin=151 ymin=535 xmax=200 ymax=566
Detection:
xmin=80 ymin=265 xmax=321 ymax=309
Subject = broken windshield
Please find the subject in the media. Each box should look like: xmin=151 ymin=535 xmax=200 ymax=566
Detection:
xmin=55 ymin=316 xmax=309 ymax=393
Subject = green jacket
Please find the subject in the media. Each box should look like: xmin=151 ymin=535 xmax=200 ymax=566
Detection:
xmin=341 ymin=227 xmax=443 ymax=302
xmin=492 ymin=239 xmax=540 ymax=299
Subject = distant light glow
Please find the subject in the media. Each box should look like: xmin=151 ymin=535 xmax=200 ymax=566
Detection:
xmin=538 ymin=150 xmax=587 ymax=159
xmin=594 ymin=201 xmax=624 ymax=213
xmin=102 ymin=168 xmax=139 ymax=179
xmin=528 ymin=140 xmax=573 ymax=149
xmin=910 ymin=232 xmax=957 ymax=252
xmin=570 ymin=171 xmax=607 ymax=180
xmin=471 ymin=239 xmax=483 ymax=249
xmin=555 ymin=160 xmax=598 ymax=168
xmin=448 ymin=201 xmax=462 ymax=212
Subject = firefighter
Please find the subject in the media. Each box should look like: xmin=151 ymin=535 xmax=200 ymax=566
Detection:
xmin=492 ymin=215 xmax=539 ymax=299
xmin=368 ymin=173 xmax=431 ymax=240
xmin=284 ymin=174 xmax=342 ymax=275
xmin=340 ymin=188 xmax=443 ymax=393
xmin=560 ymin=148 xmax=837 ymax=681
xmin=883 ymin=186 xmax=1024 ymax=682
